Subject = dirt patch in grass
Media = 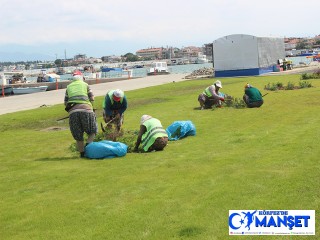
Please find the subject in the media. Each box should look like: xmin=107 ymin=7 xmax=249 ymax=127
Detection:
xmin=179 ymin=226 xmax=204 ymax=237
xmin=41 ymin=126 xmax=68 ymax=131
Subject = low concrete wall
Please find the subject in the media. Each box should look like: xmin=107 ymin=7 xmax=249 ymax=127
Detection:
xmin=9 ymin=77 xmax=139 ymax=91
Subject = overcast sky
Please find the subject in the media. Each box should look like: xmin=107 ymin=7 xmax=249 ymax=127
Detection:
xmin=0 ymin=0 xmax=318 ymax=60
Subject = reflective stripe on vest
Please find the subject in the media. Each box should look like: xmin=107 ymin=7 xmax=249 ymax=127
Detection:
xmin=69 ymin=95 xmax=89 ymax=101
xmin=67 ymin=80 xmax=91 ymax=105
xmin=141 ymin=118 xmax=168 ymax=151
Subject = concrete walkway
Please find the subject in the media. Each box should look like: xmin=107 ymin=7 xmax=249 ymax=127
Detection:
xmin=0 ymin=73 xmax=188 ymax=115
xmin=265 ymin=63 xmax=320 ymax=75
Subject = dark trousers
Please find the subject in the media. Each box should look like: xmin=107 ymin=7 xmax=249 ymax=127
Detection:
xmin=148 ymin=137 xmax=168 ymax=151
xmin=243 ymin=95 xmax=263 ymax=108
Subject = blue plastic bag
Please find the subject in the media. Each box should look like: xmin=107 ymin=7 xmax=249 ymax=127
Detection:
xmin=85 ymin=140 xmax=128 ymax=159
xmin=166 ymin=121 xmax=196 ymax=141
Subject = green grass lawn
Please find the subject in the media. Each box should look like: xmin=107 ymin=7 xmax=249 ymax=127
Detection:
xmin=0 ymin=74 xmax=319 ymax=239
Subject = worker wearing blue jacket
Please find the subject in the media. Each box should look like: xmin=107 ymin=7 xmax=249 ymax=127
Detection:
xmin=102 ymin=89 xmax=127 ymax=131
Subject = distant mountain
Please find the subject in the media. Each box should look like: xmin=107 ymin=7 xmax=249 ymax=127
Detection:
xmin=0 ymin=52 xmax=55 ymax=62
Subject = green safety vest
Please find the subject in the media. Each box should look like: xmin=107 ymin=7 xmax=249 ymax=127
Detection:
xmin=203 ymin=85 xmax=214 ymax=97
xmin=141 ymin=118 xmax=168 ymax=152
xmin=102 ymin=90 xmax=123 ymax=108
xmin=66 ymin=80 xmax=92 ymax=106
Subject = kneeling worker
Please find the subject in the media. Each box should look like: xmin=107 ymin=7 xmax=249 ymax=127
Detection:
xmin=198 ymin=80 xmax=224 ymax=109
xmin=102 ymin=89 xmax=127 ymax=131
xmin=134 ymin=115 xmax=168 ymax=152
xmin=243 ymin=83 xmax=264 ymax=108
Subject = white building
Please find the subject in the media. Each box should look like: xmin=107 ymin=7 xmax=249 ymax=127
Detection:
xmin=213 ymin=34 xmax=285 ymax=77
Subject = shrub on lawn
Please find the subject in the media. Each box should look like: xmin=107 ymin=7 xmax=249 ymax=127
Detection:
xmin=285 ymin=81 xmax=295 ymax=90
xmin=299 ymin=81 xmax=313 ymax=88
xmin=301 ymin=73 xmax=314 ymax=80
xmin=265 ymin=81 xmax=312 ymax=91
xmin=219 ymin=95 xmax=246 ymax=109
xmin=264 ymin=83 xmax=278 ymax=91
xmin=301 ymin=70 xmax=320 ymax=80
xmin=314 ymin=69 xmax=320 ymax=78
xmin=276 ymin=82 xmax=284 ymax=88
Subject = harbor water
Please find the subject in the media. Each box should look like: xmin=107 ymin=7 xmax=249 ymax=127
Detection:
xmin=25 ymin=63 xmax=213 ymax=82
xmin=100 ymin=63 xmax=213 ymax=79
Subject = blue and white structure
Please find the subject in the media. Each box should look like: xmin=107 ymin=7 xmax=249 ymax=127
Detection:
xmin=213 ymin=34 xmax=285 ymax=77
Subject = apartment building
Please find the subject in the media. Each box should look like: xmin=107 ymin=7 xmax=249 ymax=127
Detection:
xmin=136 ymin=48 xmax=163 ymax=59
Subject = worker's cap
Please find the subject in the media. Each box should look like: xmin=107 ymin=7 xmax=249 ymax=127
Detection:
xmin=245 ymin=83 xmax=251 ymax=88
xmin=73 ymin=70 xmax=82 ymax=76
xmin=72 ymin=70 xmax=83 ymax=81
xmin=113 ymin=89 xmax=124 ymax=102
xmin=140 ymin=115 xmax=152 ymax=125
xmin=214 ymin=80 xmax=222 ymax=88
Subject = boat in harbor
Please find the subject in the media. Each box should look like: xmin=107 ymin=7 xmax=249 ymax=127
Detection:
xmin=3 ymin=71 xmax=27 ymax=84
xmin=12 ymin=86 xmax=48 ymax=95
xmin=55 ymin=67 xmax=66 ymax=75
xmin=37 ymin=73 xmax=61 ymax=82
xmin=195 ymin=53 xmax=209 ymax=64
xmin=147 ymin=62 xmax=170 ymax=76
xmin=44 ymin=73 xmax=61 ymax=82
xmin=2 ymin=86 xmax=13 ymax=95
xmin=101 ymin=67 xmax=123 ymax=72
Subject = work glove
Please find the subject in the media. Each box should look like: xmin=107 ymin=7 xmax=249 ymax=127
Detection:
xmin=219 ymin=97 xmax=225 ymax=101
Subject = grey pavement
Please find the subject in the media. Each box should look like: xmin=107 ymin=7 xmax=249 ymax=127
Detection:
xmin=0 ymin=73 xmax=188 ymax=115
xmin=265 ymin=63 xmax=320 ymax=75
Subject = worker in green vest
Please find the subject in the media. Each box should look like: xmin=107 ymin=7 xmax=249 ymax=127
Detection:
xmin=134 ymin=115 xmax=168 ymax=152
xmin=102 ymin=89 xmax=127 ymax=131
xmin=243 ymin=83 xmax=264 ymax=108
xmin=64 ymin=70 xmax=97 ymax=158
xmin=198 ymin=80 xmax=225 ymax=109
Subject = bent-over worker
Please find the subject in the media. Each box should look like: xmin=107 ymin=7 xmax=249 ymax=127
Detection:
xmin=102 ymin=89 xmax=127 ymax=131
xmin=64 ymin=70 xmax=97 ymax=158
xmin=134 ymin=115 xmax=168 ymax=152
xmin=243 ymin=83 xmax=264 ymax=108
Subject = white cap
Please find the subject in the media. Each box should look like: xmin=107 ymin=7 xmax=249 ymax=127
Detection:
xmin=72 ymin=75 xmax=84 ymax=81
xmin=214 ymin=80 xmax=222 ymax=88
xmin=140 ymin=115 xmax=152 ymax=125
xmin=114 ymin=89 xmax=124 ymax=98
